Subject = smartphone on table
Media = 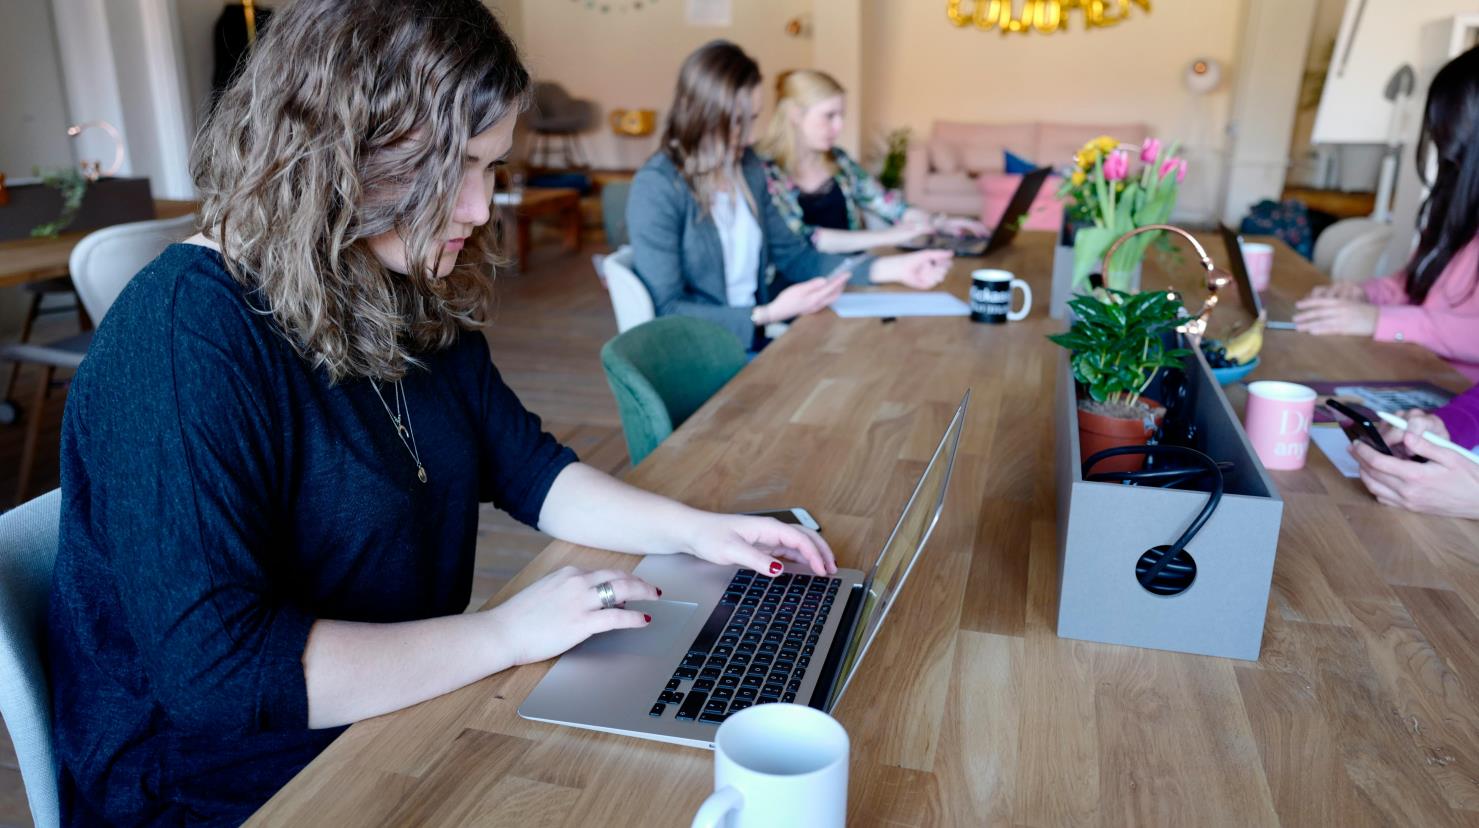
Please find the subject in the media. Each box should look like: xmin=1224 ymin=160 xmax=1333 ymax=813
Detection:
xmin=743 ymin=508 xmax=822 ymax=532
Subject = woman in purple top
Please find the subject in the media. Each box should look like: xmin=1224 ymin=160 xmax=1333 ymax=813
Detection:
xmin=1351 ymin=390 xmax=1479 ymax=520
xmin=1294 ymin=47 xmax=1479 ymax=381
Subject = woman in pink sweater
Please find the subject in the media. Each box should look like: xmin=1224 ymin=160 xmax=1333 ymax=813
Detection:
xmin=1294 ymin=46 xmax=1479 ymax=383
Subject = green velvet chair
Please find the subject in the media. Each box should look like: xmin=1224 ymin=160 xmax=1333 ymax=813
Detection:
xmin=600 ymin=316 xmax=748 ymax=465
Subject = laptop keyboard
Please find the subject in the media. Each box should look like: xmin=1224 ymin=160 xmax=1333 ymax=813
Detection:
xmin=649 ymin=570 xmax=841 ymax=725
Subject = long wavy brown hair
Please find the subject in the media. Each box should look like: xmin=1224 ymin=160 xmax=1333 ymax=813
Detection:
xmin=661 ymin=40 xmax=762 ymax=215
xmin=192 ymin=0 xmax=529 ymax=382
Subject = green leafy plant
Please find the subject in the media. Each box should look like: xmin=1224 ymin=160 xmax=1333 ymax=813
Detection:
xmin=877 ymin=127 xmax=910 ymax=191
xmin=31 ymin=165 xmax=89 ymax=238
xmin=1048 ymin=289 xmax=1191 ymax=411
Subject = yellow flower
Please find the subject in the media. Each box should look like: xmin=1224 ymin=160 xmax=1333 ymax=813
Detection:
xmin=1071 ymin=169 xmax=1086 ymax=186
xmin=1074 ymin=148 xmax=1100 ymax=169
xmin=1094 ymin=135 xmax=1118 ymax=152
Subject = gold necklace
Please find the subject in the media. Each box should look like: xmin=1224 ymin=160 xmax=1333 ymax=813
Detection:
xmin=370 ymin=379 xmax=427 ymax=483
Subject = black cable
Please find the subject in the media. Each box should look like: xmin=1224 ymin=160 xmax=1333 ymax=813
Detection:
xmin=1083 ymin=445 xmax=1225 ymax=592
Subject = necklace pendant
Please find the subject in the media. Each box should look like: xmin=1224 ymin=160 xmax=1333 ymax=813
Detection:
xmin=417 ymin=466 xmax=427 ymax=483
xmin=397 ymin=424 xmax=409 ymax=438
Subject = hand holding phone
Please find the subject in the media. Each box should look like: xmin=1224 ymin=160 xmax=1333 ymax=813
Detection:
xmin=1326 ymin=398 xmax=1396 ymax=457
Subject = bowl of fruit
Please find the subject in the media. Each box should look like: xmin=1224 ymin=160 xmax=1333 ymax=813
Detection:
xmin=1200 ymin=320 xmax=1264 ymax=386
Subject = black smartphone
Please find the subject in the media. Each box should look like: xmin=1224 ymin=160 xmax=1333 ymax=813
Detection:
xmin=1325 ymin=398 xmax=1394 ymax=456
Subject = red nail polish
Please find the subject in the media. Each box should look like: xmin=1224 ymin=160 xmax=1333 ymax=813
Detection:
xmin=644 ymin=614 xmax=652 ymax=623
xmin=769 ymin=562 xmax=783 ymax=574
xmin=657 ymin=588 xmax=663 ymax=596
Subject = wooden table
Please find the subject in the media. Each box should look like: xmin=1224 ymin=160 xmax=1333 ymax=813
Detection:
xmin=252 ymin=232 xmax=1479 ymax=826
xmin=0 ymin=199 xmax=196 ymax=290
xmin=497 ymin=187 xmax=581 ymax=272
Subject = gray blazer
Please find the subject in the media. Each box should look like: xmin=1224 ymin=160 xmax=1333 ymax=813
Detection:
xmin=626 ymin=148 xmax=873 ymax=345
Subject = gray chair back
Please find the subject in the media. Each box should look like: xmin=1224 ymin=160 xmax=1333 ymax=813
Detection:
xmin=0 ymin=489 xmax=62 ymax=828
xmin=69 ymin=212 xmax=196 ymax=324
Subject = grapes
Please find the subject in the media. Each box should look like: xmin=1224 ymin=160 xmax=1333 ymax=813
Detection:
xmin=1200 ymin=339 xmax=1240 ymax=368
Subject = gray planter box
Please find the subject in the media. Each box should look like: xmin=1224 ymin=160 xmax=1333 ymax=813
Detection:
xmin=1052 ymin=341 xmax=1284 ymax=660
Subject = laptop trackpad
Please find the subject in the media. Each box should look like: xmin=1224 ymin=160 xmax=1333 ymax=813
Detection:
xmin=577 ymin=600 xmax=697 ymax=656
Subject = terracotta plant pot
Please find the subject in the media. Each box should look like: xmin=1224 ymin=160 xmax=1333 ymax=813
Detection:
xmin=1077 ymin=396 xmax=1164 ymax=475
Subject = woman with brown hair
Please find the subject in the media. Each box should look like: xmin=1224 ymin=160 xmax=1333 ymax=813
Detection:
xmin=759 ymin=69 xmax=987 ymax=254
xmin=46 ymin=3 xmax=832 ymax=824
xmin=627 ymin=41 xmax=952 ymax=348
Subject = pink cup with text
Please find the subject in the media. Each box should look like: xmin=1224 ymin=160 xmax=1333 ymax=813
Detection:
xmin=1241 ymin=242 xmax=1274 ymax=291
xmin=1244 ymin=381 xmax=1317 ymax=470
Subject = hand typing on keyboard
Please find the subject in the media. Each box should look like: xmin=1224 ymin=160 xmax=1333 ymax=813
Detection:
xmin=677 ymin=512 xmax=836 ymax=577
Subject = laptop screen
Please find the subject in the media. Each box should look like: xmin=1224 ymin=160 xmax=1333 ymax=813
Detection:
xmin=1219 ymin=224 xmax=1264 ymax=319
xmin=828 ymin=392 xmax=969 ymax=708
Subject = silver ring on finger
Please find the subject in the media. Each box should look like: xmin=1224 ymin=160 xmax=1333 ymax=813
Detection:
xmin=594 ymin=580 xmax=618 ymax=610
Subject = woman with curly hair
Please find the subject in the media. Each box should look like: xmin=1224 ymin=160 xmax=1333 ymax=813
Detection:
xmin=46 ymin=2 xmax=832 ymax=823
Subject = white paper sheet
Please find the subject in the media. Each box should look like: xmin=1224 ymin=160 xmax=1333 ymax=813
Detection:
xmin=830 ymin=292 xmax=971 ymax=319
xmin=1310 ymin=425 xmax=1361 ymax=478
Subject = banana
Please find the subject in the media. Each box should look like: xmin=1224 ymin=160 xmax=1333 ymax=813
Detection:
xmin=1222 ymin=318 xmax=1266 ymax=364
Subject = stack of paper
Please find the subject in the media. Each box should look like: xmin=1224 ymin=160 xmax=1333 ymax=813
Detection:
xmin=830 ymin=292 xmax=971 ymax=318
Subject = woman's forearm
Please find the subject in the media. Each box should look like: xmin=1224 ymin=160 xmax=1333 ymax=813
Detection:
xmin=812 ymin=226 xmax=914 ymax=254
xmin=302 ymin=611 xmax=512 ymax=729
xmin=537 ymin=462 xmax=704 ymax=557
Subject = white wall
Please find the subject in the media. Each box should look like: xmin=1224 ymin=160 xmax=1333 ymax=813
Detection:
xmin=516 ymin=0 xmax=813 ymax=170
xmin=0 ymin=0 xmax=77 ymax=337
xmin=1220 ymin=0 xmax=1317 ymax=225
xmin=860 ymin=0 xmax=1243 ymax=223
xmin=813 ymin=0 xmax=863 ymax=156
xmin=47 ymin=0 xmax=194 ymax=198
xmin=176 ymin=0 xmax=227 ymax=129
xmin=0 ymin=0 xmax=75 ymax=176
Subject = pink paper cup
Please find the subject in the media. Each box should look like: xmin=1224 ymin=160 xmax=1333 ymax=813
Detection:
xmin=1244 ymin=381 xmax=1317 ymax=470
xmin=1241 ymin=242 xmax=1274 ymax=292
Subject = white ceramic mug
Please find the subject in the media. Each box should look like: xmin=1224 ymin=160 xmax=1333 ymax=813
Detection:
xmin=690 ymin=704 xmax=849 ymax=828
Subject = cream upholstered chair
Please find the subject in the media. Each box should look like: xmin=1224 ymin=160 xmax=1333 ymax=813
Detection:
xmin=601 ymin=245 xmax=656 ymax=334
xmin=1313 ymin=217 xmax=1383 ymax=277
xmin=0 ymin=488 xmax=62 ymax=828
xmin=1330 ymin=225 xmax=1395 ymax=284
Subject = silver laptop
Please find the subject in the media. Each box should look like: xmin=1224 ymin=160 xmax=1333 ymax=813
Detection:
xmin=518 ymin=391 xmax=969 ymax=749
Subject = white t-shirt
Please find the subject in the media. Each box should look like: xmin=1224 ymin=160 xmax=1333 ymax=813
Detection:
xmin=711 ymin=189 xmax=763 ymax=308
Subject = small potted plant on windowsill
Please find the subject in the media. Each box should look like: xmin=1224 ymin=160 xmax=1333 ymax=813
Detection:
xmin=1049 ymin=288 xmax=1190 ymax=474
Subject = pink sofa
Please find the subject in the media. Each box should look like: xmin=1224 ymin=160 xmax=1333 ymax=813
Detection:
xmin=904 ymin=120 xmax=1151 ymax=218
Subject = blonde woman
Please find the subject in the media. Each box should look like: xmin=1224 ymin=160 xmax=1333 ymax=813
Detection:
xmin=759 ymin=69 xmax=987 ymax=254
xmin=46 ymin=3 xmax=833 ymax=823
xmin=627 ymin=42 xmax=952 ymax=349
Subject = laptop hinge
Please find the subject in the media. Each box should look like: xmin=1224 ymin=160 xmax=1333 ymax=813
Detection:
xmin=807 ymin=583 xmax=866 ymax=711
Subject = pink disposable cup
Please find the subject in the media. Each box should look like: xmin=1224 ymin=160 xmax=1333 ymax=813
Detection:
xmin=1241 ymin=242 xmax=1274 ymax=292
xmin=1244 ymin=381 xmax=1317 ymax=470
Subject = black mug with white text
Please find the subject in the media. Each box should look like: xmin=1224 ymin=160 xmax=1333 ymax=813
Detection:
xmin=969 ymin=269 xmax=1032 ymax=323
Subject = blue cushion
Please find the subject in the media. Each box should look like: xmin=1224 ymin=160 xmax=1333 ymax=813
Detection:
xmin=1004 ymin=150 xmax=1037 ymax=175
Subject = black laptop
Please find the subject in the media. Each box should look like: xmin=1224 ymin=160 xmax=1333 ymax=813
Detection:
xmin=899 ymin=166 xmax=1053 ymax=257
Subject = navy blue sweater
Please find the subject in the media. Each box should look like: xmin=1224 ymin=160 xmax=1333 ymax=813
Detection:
xmin=47 ymin=244 xmax=576 ymax=826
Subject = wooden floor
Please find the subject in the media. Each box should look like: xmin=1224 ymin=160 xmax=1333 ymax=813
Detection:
xmin=0 ymin=239 xmax=623 ymax=827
